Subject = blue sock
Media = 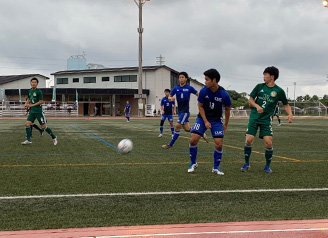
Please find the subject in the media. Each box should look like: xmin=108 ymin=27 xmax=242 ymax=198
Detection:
xmin=127 ymin=117 xmax=130 ymax=121
xmin=169 ymin=131 xmax=180 ymax=147
xmin=189 ymin=145 xmax=198 ymax=164
xmin=171 ymin=127 xmax=174 ymax=135
xmin=160 ymin=126 xmax=163 ymax=134
xmin=214 ymin=149 xmax=222 ymax=169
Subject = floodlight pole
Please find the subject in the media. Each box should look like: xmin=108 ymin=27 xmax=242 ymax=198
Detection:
xmin=134 ymin=0 xmax=149 ymax=117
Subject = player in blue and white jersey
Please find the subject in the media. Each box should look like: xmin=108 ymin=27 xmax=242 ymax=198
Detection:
xmin=158 ymin=89 xmax=176 ymax=138
xmin=162 ymin=72 xmax=208 ymax=149
xmin=188 ymin=68 xmax=231 ymax=175
xmin=124 ymin=100 xmax=131 ymax=122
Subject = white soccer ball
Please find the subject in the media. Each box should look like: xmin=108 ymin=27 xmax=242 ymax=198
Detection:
xmin=117 ymin=139 xmax=133 ymax=154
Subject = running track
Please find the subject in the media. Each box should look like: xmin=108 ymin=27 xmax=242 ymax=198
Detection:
xmin=1 ymin=219 xmax=327 ymax=238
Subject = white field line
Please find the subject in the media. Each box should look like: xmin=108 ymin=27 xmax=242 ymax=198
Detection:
xmin=78 ymin=228 xmax=328 ymax=238
xmin=1 ymin=188 xmax=328 ymax=200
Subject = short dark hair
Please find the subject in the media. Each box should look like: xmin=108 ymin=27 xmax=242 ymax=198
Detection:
xmin=203 ymin=68 xmax=221 ymax=83
xmin=178 ymin=72 xmax=189 ymax=79
xmin=164 ymin=89 xmax=171 ymax=93
xmin=263 ymin=66 xmax=279 ymax=80
xmin=30 ymin=77 xmax=39 ymax=83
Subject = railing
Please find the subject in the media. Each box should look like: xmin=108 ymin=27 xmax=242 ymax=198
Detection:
xmin=0 ymin=101 xmax=79 ymax=117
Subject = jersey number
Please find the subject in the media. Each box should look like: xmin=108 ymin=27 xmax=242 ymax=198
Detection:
xmin=209 ymin=102 xmax=215 ymax=109
xmin=262 ymin=101 xmax=267 ymax=108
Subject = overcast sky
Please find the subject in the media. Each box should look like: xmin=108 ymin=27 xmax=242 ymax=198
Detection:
xmin=1 ymin=0 xmax=328 ymax=98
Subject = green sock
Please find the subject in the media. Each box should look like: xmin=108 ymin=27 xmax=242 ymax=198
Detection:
xmin=244 ymin=144 xmax=252 ymax=165
xmin=45 ymin=127 xmax=56 ymax=139
xmin=265 ymin=148 xmax=273 ymax=167
xmin=26 ymin=126 xmax=31 ymax=141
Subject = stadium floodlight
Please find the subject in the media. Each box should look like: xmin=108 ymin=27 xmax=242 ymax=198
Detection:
xmin=323 ymin=0 xmax=328 ymax=7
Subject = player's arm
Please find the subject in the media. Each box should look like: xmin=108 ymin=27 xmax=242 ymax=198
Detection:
xmin=248 ymin=97 xmax=263 ymax=113
xmin=198 ymin=102 xmax=211 ymax=129
xmin=173 ymin=102 xmax=176 ymax=115
xmin=160 ymin=105 xmax=164 ymax=114
xmin=283 ymin=104 xmax=293 ymax=123
xmin=223 ymin=106 xmax=231 ymax=132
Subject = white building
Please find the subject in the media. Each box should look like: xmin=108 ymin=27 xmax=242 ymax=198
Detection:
xmin=51 ymin=65 xmax=204 ymax=116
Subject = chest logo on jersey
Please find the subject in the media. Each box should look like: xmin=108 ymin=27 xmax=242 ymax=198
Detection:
xmin=33 ymin=93 xmax=36 ymax=97
xmin=270 ymin=91 xmax=277 ymax=97
xmin=183 ymin=89 xmax=189 ymax=92
xmin=214 ymin=97 xmax=222 ymax=102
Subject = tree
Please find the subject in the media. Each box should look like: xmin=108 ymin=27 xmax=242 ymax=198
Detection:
xmin=310 ymin=95 xmax=319 ymax=102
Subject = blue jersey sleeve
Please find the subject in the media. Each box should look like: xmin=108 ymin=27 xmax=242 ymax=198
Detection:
xmin=197 ymin=88 xmax=206 ymax=104
xmin=160 ymin=98 xmax=165 ymax=106
xmin=190 ymin=86 xmax=198 ymax=95
xmin=170 ymin=87 xmax=177 ymax=96
xmin=222 ymin=91 xmax=232 ymax=107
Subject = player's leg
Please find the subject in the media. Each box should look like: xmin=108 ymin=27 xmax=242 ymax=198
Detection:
xmin=162 ymin=113 xmax=187 ymax=149
xmin=161 ymin=122 xmax=182 ymax=149
xmin=159 ymin=115 xmax=166 ymax=137
xmin=241 ymin=121 xmax=257 ymax=171
xmin=211 ymin=122 xmax=225 ymax=175
xmin=32 ymin=123 xmax=44 ymax=135
xmin=22 ymin=118 xmax=34 ymax=144
xmin=260 ymin=124 xmax=274 ymax=173
xmin=263 ymin=136 xmax=273 ymax=173
xmin=188 ymin=117 xmax=205 ymax=172
xmin=277 ymin=115 xmax=281 ymax=125
xmin=38 ymin=113 xmax=57 ymax=145
xmin=126 ymin=112 xmax=130 ymax=122
xmin=168 ymin=115 xmax=174 ymax=135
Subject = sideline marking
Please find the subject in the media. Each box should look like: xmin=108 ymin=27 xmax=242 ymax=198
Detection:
xmin=67 ymin=123 xmax=118 ymax=150
xmin=78 ymin=228 xmax=328 ymax=238
xmin=1 ymin=188 xmax=328 ymax=200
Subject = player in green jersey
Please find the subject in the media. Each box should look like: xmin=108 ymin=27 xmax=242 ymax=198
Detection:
xmin=241 ymin=66 xmax=292 ymax=173
xmin=21 ymin=78 xmax=57 ymax=145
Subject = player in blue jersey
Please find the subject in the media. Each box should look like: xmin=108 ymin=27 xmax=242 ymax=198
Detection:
xmin=158 ymin=89 xmax=176 ymax=138
xmin=161 ymin=72 xmax=208 ymax=149
xmin=124 ymin=100 xmax=131 ymax=122
xmin=188 ymin=68 xmax=231 ymax=175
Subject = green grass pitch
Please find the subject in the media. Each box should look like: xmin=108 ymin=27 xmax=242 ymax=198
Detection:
xmin=0 ymin=118 xmax=327 ymax=231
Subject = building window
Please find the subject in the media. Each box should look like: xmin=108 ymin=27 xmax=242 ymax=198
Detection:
xmin=83 ymin=77 xmax=96 ymax=83
xmin=73 ymin=78 xmax=79 ymax=83
xmin=114 ymin=75 xmax=137 ymax=82
xmin=57 ymin=78 xmax=68 ymax=84
xmin=102 ymin=77 xmax=110 ymax=82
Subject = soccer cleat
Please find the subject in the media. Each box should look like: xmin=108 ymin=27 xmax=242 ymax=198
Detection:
xmin=264 ymin=166 xmax=273 ymax=173
xmin=158 ymin=134 xmax=163 ymax=138
xmin=277 ymin=123 xmax=281 ymax=126
xmin=188 ymin=163 xmax=198 ymax=173
xmin=240 ymin=163 xmax=250 ymax=172
xmin=203 ymin=133 xmax=209 ymax=143
xmin=40 ymin=130 xmax=44 ymax=136
xmin=53 ymin=137 xmax=58 ymax=145
xmin=127 ymin=120 xmax=129 ymax=122
xmin=21 ymin=140 xmax=32 ymax=145
xmin=161 ymin=144 xmax=171 ymax=149
xmin=212 ymin=167 xmax=224 ymax=175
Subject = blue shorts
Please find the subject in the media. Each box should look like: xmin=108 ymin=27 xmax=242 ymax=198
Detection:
xmin=176 ymin=112 xmax=190 ymax=125
xmin=191 ymin=117 xmax=224 ymax=138
xmin=125 ymin=112 xmax=130 ymax=116
xmin=161 ymin=114 xmax=173 ymax=122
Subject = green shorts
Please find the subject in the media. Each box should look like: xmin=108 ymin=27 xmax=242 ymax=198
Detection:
xmin=246 ymin=119 xmax=273 ymax=139
xmin=27 ymin=112 xmax=47 ymax=125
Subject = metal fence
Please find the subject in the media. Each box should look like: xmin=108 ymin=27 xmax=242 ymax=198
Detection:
xmin=0 ymin=101 xmax=79 ymax=117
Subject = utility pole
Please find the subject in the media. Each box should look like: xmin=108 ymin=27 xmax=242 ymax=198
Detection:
xmin=156 ymin=54 xmax=165 ymax=65
xmin=293 ymin=82 xmax=296 ymax=115
xmin=134 ymin=0 xmax=150 ymax=117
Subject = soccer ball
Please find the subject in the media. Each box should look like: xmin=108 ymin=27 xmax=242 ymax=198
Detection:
xmin=117 ymin=139 xmax=133 ymax=154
